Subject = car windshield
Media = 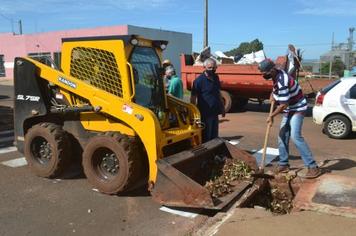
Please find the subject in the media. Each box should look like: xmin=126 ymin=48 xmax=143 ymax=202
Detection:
xmin=130 ymin=46 xmax=164 ymax=110
xmin=321 ymin=79 xmax=341 ymax=94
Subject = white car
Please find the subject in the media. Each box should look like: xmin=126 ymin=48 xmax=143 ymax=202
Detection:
xmin=313 ymin=77 xmax=356 ymax=139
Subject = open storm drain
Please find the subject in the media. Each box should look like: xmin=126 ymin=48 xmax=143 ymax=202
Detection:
xmin=198 ymin=155 xmax=301 ymax=215
xmin=243 ymin=174 xmax=302 ymax=215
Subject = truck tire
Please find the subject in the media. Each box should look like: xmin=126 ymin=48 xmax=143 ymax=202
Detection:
xmin=82 ymin=132 xmax=142 ymax=194
xmin=233 ymin=97 xmax=249 ymax=110
xmin=221 ymin=90 xmax=232 ymax=113
xmin=324 ymin=115 xmax=351 ymax=139
xmin=24 ymin=123 xmax=71 ymax=178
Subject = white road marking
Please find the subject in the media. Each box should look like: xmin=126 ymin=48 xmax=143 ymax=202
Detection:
xmin=1 ymin=157 xmax=27 ymax=167
xmin=159 ymin=206 xmax=198 ymax=218
xmin=228 ymin=140 xmax=240 ymax=145
xmin=253 ymin=147 xmax=279 ymax=167
xmin=0 ymin=146 xmax=17 ymax=154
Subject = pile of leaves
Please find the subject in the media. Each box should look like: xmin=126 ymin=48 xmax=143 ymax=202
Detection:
xmin=248 ymin=179 xmax=294 ymax=215
xmin=204 ymin=158 xmax=253 ymax=198
xmin=269 ymin=186 xmax=293 ymax=214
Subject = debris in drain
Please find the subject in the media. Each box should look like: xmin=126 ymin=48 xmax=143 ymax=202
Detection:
xmin=204 ymin=158 xmax=254 ymax=198
xmin=270 ymin=186 xmax=293 ymax=214
xmin=248 ymin=175 xmax=296 ymax=215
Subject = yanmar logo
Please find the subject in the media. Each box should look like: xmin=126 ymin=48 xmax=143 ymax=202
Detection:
xmin=58 ymin=77 xmax=77 ymax=89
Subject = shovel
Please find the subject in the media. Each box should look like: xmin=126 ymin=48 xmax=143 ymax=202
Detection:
xmin=253 ymin=100 xmax=275 ymax=178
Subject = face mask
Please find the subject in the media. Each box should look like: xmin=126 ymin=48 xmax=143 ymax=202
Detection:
xmin=206 ymin=69 xmax=216 ymax=76
xmin=263 ymin=72 xmax=272 ymax=80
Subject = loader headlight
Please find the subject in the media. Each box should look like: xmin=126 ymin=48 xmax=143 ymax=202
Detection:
xmin=160 ymin=44 xmax=167 ymax=50
xmin=130 ymin=38 xmax=138 ymax=46
xmin=152 ymin=40 xmax=168 ymax=51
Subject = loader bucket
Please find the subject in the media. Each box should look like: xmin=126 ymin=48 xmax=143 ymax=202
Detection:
xmin=151 ymin=138 xmax=261 ymax=210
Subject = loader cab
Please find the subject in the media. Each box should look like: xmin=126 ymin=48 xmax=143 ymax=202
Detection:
xmin=60 ymin=35 xmax=167 ymax=117
xmin=127 ymin=38 xmax=168 ymax=123
xmin=130 ymin=46 xmax=165 ymax=114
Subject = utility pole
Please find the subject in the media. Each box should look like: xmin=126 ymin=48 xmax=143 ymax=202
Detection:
xmin=348 ymin=27 xmax=354 ymax=51
xmin=347 ymin=27 xmax=354 ymax=70
xmin=18 ymin=20 xmax=23 ymax=35
xmin=204 ymin=0 xmax=208 ymax=48
xmin=329 ymin=32 xmax=334 ymax=79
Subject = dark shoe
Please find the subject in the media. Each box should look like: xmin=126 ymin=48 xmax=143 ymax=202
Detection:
xmin=304 ymin=167 xmax=322 ymax=179
xmin=277 ymin=165 xmax=290 ymax=173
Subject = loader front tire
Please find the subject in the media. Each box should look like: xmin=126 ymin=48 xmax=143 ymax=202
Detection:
xmin=24 ymin=123 xmax=70 ymax=178
xmin=82 ymin=132 xmax=141 ymax=194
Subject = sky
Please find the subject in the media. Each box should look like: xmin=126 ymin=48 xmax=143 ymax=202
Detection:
xmin=0 ymin=0 xmax=355 ymax=59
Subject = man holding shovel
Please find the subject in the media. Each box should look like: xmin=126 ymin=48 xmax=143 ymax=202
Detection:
xmin=258 ymin=59 xmax=321 ymax=179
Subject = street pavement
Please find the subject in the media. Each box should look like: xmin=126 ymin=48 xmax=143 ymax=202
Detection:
xmin=1 ymin=80 xmax=356 ymax=236
xmin=0 ymin=82 xmax=207 ymax=236
xmin=0 ymin=128 xmax=207 ymax=236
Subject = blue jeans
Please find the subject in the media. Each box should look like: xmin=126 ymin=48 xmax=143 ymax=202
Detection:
xmin=278 ymin=112 xmax=317 ymax=168
xmin=202 ymin=115 xmax=219 ymax=142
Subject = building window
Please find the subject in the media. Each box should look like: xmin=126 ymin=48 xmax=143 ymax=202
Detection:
xmin=28 ymin=52 xmax=52 ymax=66
xmin=0 ymin=55 xmax=5 ymax=77
xmin=53 ymin=52 xmax=61 ymax=70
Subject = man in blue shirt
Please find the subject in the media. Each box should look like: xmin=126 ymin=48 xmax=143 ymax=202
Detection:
xmin=190 ymin=58 xmax=225 ymax=142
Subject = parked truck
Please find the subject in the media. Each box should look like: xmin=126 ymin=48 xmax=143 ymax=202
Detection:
xmin=181 ymin=54 xmax=273 ymax=112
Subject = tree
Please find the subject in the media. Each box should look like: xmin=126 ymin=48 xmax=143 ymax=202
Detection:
xmin=225 ymin=39 xmax=264 ymax=56
xmin=321 ymin=58 xmax=345 ymax=77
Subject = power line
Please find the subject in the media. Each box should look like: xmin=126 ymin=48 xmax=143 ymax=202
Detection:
xmin=0 ymin=12 xmax=13 ymax=22
xmin=0 ymin=12 xmax=15 ymax=34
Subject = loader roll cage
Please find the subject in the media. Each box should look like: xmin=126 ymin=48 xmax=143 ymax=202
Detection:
xmin=130 ymin=46 xmax=165 ymax=115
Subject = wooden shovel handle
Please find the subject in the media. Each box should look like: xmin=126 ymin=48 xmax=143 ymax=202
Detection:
xmin=260 ymin=101 xmax=275 ymax=171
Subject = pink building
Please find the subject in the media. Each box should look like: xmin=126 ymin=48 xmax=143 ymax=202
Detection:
xmin=0 ymin=25 xmax=192 ymax=79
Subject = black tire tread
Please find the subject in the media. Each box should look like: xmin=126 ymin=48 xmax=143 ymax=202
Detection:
xmin=82 ymin=132 xmax=143 ymax=194
xmin=105 ymin=132 xmax=142 ymax=191
xmin=25 ymin=122 xmax=70 ymax=178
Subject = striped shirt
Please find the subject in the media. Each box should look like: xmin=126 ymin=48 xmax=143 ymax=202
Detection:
xmin=272 ymin=69 xmax=307 ymax=112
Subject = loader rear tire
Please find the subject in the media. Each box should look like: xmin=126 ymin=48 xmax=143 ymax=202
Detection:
xmin=82 ymin=132 xmax=142 ymax=194
xmin=24 ymin=123 xmax=71 ymax=178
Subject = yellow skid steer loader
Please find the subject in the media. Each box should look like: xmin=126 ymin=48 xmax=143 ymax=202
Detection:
xmin=14 ymin=35 xmax=260 ymax=209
